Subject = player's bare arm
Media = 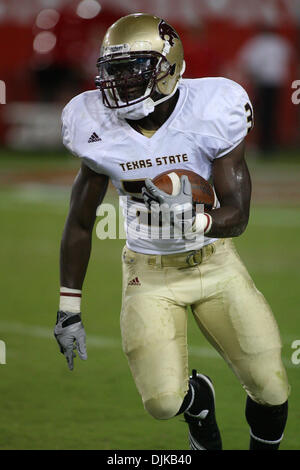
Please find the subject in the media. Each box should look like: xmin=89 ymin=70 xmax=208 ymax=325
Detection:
xmin=208 ymin=139 xmax=251 ymax=238
xmin=54 ymin=163 xmax=108 ymax=370
xmin=60 ymin=162 xmax=109 ymax=289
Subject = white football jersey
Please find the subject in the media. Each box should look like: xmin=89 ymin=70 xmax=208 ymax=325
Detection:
xmin=62 ymin=77 xmax=253 ymax=255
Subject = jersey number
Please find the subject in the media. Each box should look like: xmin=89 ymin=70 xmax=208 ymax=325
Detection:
xmin=244 ymin=103 xmax=254 ymax=133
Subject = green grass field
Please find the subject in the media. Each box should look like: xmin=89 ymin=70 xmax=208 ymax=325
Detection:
xmin=0 ymin=150 xmax=299 ymax=450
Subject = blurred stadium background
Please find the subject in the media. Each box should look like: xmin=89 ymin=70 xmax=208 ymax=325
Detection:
xmin=0 ymin=0 xmax=299 ymax=450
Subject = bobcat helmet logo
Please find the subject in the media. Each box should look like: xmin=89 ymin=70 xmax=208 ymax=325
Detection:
xmin=158 ymin=19 xmax=179 ymax=47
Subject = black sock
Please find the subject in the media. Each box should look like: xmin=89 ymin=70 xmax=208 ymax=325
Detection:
xmin=245 ymin=396 xmax=288 ymax=450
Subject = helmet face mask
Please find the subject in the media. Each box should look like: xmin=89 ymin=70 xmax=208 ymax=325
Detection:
xmin=95 ymin=14 xmax=184 ymax=112
xmin=96 ymin=51 xmax=172 ymax=108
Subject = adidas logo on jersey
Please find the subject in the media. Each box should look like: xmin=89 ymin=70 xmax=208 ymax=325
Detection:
xmin=88 ymin=132 xmax=101 ymax=143
xmin=128 ymin=277 xmax=141 ymax=286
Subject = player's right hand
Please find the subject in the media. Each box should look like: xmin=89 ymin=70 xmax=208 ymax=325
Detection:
xmin=54 ymin=311 xmax=87 ymax=371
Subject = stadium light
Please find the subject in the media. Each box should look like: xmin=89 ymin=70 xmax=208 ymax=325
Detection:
xmin=33 ymin=31 xmax=57 ymax=54
xmin=36 ymin=9 xmax=60 ymax=29
xmin=76 ymin=0 xmax=101 ymax=20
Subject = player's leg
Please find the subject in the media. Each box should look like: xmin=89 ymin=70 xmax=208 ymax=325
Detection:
xmin=121 ymin=245 xmax=223 ymax=449
xmin=121 ymin=291 xmax=222 ymax=449
xmin=121 ymin=292 xmax=189 ymax=419
xmin=191 ymin=239 xmax=290 ymax=450
xmin=120 ymin=246 xmax=190 ymax=419
xmin=121 ymin=245 xmax=222 ymax=451
xmin=245 ymin=393 xmax=288 ymax=450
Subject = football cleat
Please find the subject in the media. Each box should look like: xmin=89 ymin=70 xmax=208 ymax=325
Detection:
xmin=184 ymin=370 xmax=222 ymax=450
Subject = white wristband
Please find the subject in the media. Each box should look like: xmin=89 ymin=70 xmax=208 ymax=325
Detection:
xmin=192 ymin=213 xmax=212 ymax=235
xmin=59 ymin=286 xmax=82 ymax=313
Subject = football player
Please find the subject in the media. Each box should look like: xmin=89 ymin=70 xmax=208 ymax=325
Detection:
xmin=54 ymin=13 xmax=290 ymax=450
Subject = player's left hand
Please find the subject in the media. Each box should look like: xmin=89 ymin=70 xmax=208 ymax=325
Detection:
xmin=54 ymin=311 xmax=87 ymax=371
xmin=142 ymin=175 xmax=195 ymax=233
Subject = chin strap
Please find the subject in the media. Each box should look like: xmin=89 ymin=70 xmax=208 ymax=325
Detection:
xmin=147 ymin=59 xmax=186 ymax=109
xmin=115 ymin=79 xmax=180 ymax=120
xmin=145 ymin=59 xmax=186 ymax=110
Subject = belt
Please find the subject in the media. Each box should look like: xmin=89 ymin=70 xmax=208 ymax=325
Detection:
xmin=147 ymin=241 xmax=219 ymax=268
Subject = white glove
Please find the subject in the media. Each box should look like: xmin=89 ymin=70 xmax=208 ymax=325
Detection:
xmin=54 ymin=311 xmax=87 ymax=371
xmin=142 ymin=175 xmax=195 ymax=235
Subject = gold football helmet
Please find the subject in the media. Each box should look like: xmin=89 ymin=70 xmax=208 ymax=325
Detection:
xmin=95 ymin=13 xmax=185 ymax=111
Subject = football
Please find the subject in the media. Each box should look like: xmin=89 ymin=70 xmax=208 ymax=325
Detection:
xmin=152 ymin=169 xmax=216 ymax=210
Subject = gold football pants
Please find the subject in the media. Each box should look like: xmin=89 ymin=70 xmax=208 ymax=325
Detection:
xmin=120 ymin=239 xmax=290 ymax=419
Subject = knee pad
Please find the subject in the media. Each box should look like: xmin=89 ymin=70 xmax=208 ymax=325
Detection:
xmin=255 ymin=374 xmax=290 ymax=406
xmin=244 ymin=350 xmax=290 ymax=406
xmin=144 ymin=393 xmax=183 ymax=420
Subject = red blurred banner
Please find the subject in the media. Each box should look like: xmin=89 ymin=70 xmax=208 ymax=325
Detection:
xmin=0 ymin=0 xmax=298 ymax=150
